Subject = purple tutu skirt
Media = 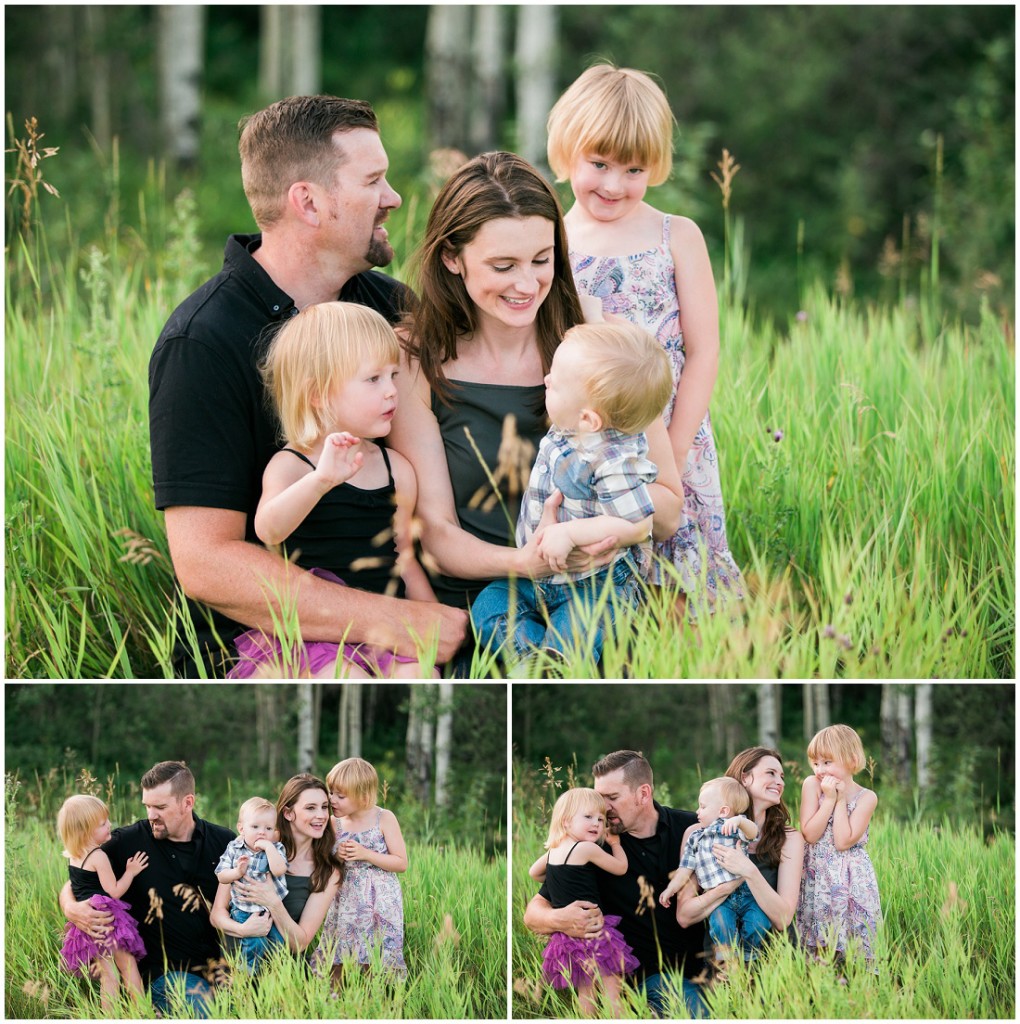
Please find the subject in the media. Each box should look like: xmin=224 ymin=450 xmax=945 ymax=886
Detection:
xmin=228 ymin=568 xmax=419 ymax=678
xmin=541 ymin=915 xmax=640 ymax=989
xmin=60 ymin=894 xmax=146 ymax=975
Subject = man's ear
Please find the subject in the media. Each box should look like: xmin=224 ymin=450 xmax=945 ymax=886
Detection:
xmin=579 ymin=407 xmax=604 ymax=433
xmin=287 ymin=181 xmax=323 ymax=227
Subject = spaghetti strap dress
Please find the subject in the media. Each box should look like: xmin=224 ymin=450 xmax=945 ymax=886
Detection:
xmin=541 ymin=842 xmax=640 ymax=989
xmin=311 ymin=810 xmax=407 ymax=977
xmin=60 ymin=850 xmax=146 ymax=974
xmin=571 ymin=216 xmax=744 ymax=607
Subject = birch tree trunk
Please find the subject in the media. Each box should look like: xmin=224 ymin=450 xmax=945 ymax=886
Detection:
xmin=157 ymin=5 xmax=204 ymax=170
xmin=514 ymin=6 xmax=557 ymax=174
xmin=434 ymin=682 xmax=454 ymax=809
xmin=260 ymin=6 xmax=321 ymax=99
xmin=338 ymin=682 xmax=363 ymax=760
xmin=85 ymin=6 xmax=112 ymax=152
xmin=882 ymin=684 xmax=913 ymax=785
xmin=297 ymin=683 xmax=315 ymax=774
xmin=426 ymin=5 xmax=472 ymax=152
xmin=469 ymin=5 xmax=506 ymax=154
xmin=915 ymin=683 xmax=933 ymax=790
xmin=757 ymin=684 xmax=781 ymax=749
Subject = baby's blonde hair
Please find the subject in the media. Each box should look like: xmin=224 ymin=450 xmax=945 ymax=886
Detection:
xmin=701 ymin=777 xmax=751 ymax=816
xmin=57 ymin=794 xmax=109 ymax=860
xmin=237 ymin=796 xmax=276 ymax=828
xmin=562 ymin=321 xmax=673 ymax=434
xmin=807 ymin=724 xmax=867 ymax=774
xmin=547 ymin=63 xmax=676 ymax=185
xmin=262 ymin=301 xmax=400 ymax=449
xmin=326 ymin=757 xmax=378 ymax=811
xmin=544 ymin=787 xmax=607 ymax=849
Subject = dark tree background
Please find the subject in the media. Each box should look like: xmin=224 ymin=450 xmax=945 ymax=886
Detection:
xmin=4 ymin=5 xmax=1014 ymax=323
xmin=513 ymin=683 xmax=1014 ymax=827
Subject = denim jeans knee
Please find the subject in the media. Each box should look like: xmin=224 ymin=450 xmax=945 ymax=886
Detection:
xmin=149 ymin=971 xmax=215 ymax=1018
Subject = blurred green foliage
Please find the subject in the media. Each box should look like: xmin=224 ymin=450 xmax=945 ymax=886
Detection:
xmin=5 ymin=5 xmax=1014 ymax=323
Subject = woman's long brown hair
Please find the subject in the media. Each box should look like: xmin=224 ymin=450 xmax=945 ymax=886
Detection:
xmin=725 ymin=747 xmax=792 ymax=869
xmin=401 ymin=151 xmax=584 ymax=403
xmin=276 ymin=773 xmax=343 ymax=894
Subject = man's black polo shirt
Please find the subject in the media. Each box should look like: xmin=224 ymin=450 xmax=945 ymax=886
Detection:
xmin=538 ymin=801 xmax=703 ymax=980
xmin=103 ymin=815 xmax=235 ymax=982
xmin=148 ymin=233 xmax=412 ymax=668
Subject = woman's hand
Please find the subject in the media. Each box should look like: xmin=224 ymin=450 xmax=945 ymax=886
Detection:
xmin=233 ymin=875 xmax=281 ymax=910
xmin=713 ymin=842 xmax=756 ymax=879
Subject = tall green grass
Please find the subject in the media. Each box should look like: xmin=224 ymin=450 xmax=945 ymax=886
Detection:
xmin=5 ymin=771 xmax=506 ymax=1019
xmin=511 ymin=766 xmax=1015 ymax=1019
xmin=5 ymin=157 xmax=1014 ymax=677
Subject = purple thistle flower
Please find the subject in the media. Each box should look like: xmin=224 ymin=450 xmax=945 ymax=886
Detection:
xmin=773 ymin=429 xmax=784 ymax=443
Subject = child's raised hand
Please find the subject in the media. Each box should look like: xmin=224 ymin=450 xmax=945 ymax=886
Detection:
xmin=720 ymin=815 xmax=744 ymax=835
xmin=338 ymin=839 xmax=368 ymax=862
xmin=819 ymin=775 xmax=839 ymax=799
xmin=125 ymin=851 xmax=149 ymax=877
xmin=236 ymin=853 xmax=251 ymax=875
xmin=603 ymin=830 xmax=620 ymax=847
xmin=316 ymin=432 xmax=364 ymax=487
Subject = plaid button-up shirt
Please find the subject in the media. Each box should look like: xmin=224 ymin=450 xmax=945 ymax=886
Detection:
xmin=679 ymin=817 xmax=750 ymax=890
xmin=516 ymin=426 xmax=657 ymax=584
xmin=216 ymin=835 xmax=288 ymax=912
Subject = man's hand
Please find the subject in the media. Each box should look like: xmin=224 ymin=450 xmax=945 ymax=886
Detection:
xmin=66 ymin=898 xmax=114 ymax=940
xmin=560 ymin=899 xmax=604 ymax=940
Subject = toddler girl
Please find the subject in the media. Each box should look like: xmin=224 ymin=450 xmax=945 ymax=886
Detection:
xmin=547 ymin=62 xmax=744 ymax=611
xmin=57 ymin=795 xmax=147 ymax=1010
xmin=229 ymin=301 xmax=436 ymax=678
xmin=799 ymin=724 xmax=882 ymax=963
xmin=528 ymin=788 xmax=639 ymax=1016
xmin=312 ymin=757 xmax=408 ymax=981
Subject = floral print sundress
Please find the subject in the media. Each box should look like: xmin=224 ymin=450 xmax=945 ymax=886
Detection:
xmin=571 ymin=215 xmax=744 ymax=607
xmin=311 ymin=811 xmax=407 ymax=977
xmin=798 ymin=789 xmax=882 ymax=960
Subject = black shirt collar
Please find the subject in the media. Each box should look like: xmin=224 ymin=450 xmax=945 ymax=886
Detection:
xmin=225 ymin=232 xmax=297 ymax=322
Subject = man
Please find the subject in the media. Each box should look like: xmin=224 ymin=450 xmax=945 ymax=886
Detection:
xmin=523 ymin=750 xmax=710 ymax=1017
xmin=149 ymin=94 xmax=467 ymax=676
xmin=60 ymin=761 xmax=242 ymax=1016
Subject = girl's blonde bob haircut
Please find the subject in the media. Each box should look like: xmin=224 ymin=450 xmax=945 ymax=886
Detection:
xmin=262 ymin=301 xmax=400 ymax=449
xmin=57 ymin=794 xmax=109 ymax=859
xmin=563 ymin=321 xmax=673 ymax=434
xmin=807 ymin=724 xmax=867 ymax=773
xmin=326 ymin=757 xmax=378 ymax=811
xmin=547 ymin=63 xmax=676 ymax=185
xmin=544 ymin=787 xmax=607 ymax=850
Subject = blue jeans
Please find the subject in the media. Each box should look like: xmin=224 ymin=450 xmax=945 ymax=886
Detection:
xmin=470 ymin=559 xmax=642 ymax=662
xmin=641 ymin=971 xmax=708 ymax=1019
xmin=709 ymin=882 xmax=772 ymax=960
xmin=230 ymin=905 xmax=284 ymax=970
xmin=148 ymin=971 xmax=216 ymax=1018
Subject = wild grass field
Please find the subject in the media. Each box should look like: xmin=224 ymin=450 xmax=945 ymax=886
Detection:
xmin=511 ymin=762 xmax=1015 ymax=1019
xmin=4 ymin=768 xmax=507 ymax=1020
xmin=4 ymin=137 xmax=1014 ymax=678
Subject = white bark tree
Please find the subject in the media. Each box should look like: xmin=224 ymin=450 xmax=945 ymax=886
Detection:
xmin=881 ymin=683 xmax=912 ymax=785
xmin=338 ymin=682 xmax=363 ymax=760
xmin=297 ymin=683 xmax=316 ymax=773
xmin=85 ymin=7 xmax=112 ymax=152
xmin=757 ymin=684 xmax=781 ymax=749
xmin=434 ymin=682 xmax=454 ymax=808
xmin=157 ymin=5 xmax=205 ymax=169
xmin=425 ymin=5 xmax=472 ymax=153
xmin=803 ymin=682 xmax=832 ymax=741
xmin=469 ymin=5 xmax=507 ymax=154
xmin=915 ymin=683 xmax=933 ymax=790
xmin=514 ymin=5 xmax=557 ymax=174
xmin=260 ymin=5 xmax=321 ymax=100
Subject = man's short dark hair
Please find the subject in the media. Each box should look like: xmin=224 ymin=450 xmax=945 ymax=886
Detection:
xmin=591 ymin=750 xmax=653 ymax=790
xmin=238 ymin=95 xmax=379 ymax=228
xmin=140 ymin=761 xmax=195 ymax=799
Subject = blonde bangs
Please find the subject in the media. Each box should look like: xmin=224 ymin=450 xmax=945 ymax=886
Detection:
xmin=548 ymin=64 xmax=675 ymax=184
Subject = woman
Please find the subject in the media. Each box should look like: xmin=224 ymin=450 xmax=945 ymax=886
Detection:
xmin=676 ymin=747 xmax=803 ymax=943
xmin=389 ymin=151 xmax=683 ymax=611
xmin=211 ymin=774 xmax=343 ymax=956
